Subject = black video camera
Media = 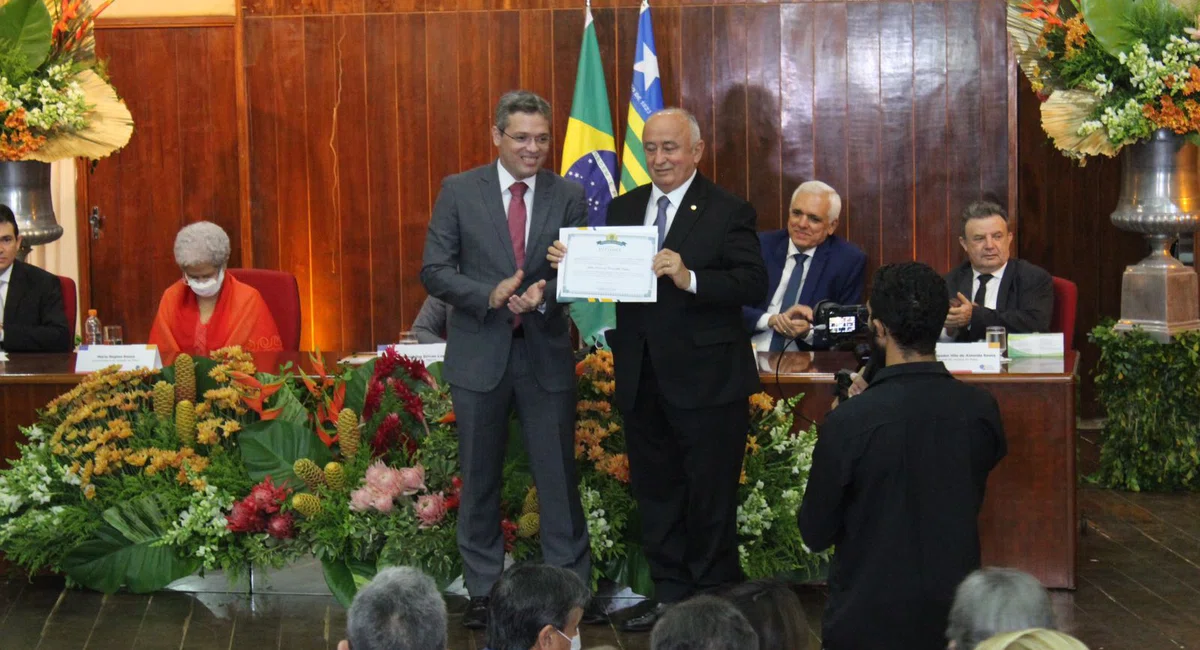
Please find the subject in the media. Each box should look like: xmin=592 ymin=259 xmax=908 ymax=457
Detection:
xmin=812 ymin=300 xmax=870 ymax=349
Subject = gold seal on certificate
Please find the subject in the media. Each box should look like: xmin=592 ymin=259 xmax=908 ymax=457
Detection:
xmin=556 ymin=226 xmax=659 ymax=303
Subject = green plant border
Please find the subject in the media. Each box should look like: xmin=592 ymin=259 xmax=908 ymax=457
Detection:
xmin=1089 ymin=323 xmax=1200 ymax=491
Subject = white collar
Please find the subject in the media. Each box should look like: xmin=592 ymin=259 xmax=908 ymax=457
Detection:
xmin=497 ymin=160 xmax=537 ymax=196
xmin=787 ymin=239 xmax=819 ymax=261
xmin=0 ymin=263 xmax=12 ymax=284
xmin=973 ymin=262 xmax=1008 ymax=282
xmin=649 ymin=170 xmax=698 ymax=209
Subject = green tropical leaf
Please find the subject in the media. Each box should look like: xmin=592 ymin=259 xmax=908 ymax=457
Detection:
xmin=321 ymin=557 xmax=358 ymax=608
xmin=1081 ymin=0 xmax=1133 ymax=55
xmin=343 ymin=359 xmax=377 ymax=415
xmin=426 ymin=361 xmax=444 ymax=385
xmin=603 ymin=543 xmax=654 ymax=598
xmin=0 ymin=0 xmax=51 ymax=72
xmin=60 ymin=494 xmax=200 ymax=594
xmin=239 ymin=420 xmax=333 ymax=489
xmin=261 ymin=378 xmax=309 ymax=427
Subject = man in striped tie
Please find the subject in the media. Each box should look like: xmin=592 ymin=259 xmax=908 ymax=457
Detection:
xmin=742 ymin=181 xmax=867 ymax=353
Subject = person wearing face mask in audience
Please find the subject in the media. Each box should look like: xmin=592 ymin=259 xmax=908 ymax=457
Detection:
xmin=149 ymin=221 xmax=283 ymax=355
xmin=485 ymin=563 xmax=589 ymax=650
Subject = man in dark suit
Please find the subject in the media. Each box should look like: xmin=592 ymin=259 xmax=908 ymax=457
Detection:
xmin=421 ymin=91 xmax=594 ymax=630
xmin=743 ymin=181 xmax=866 ymax=351
xmin=799 ymin=262 xmax=1006 ymax=650
xmin=943 ymin=201 xmax=1053 ymax=342
xmin=550 ymin=108 xmax=767 ymax=631
xmin=0 ymin=207 xmax=71 ymax=353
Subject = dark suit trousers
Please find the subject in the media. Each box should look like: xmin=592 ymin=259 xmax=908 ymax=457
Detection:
xmin=450 ymin=339 xmax=590 ymax=597
xmin=624 ymin=349 xmax=748 ymax=603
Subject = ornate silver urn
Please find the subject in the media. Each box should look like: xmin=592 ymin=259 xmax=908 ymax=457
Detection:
xmin=0 ymin=161 xmax=62 ymax=261
xmin=1111 ymin=129 xmax=1200 ymax=342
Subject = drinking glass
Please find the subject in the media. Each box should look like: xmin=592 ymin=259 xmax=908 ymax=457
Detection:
xmin=103 ymin=325 xmax=124 ymax=345
xmin=986 ymin=326 xmax=1007 ymax=357
xmin=397 ymin=330 xmax=419 ymax=344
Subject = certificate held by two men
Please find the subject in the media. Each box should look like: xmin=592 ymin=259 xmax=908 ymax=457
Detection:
xmin=556 ymin=226 xmax=659 ymax=302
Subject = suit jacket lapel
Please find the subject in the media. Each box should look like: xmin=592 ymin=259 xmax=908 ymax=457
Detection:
xmin=4 ymin=262 xmax=27 ymax=324
xmin=661 ymin=174 xmax=708 ymax=251
xmin=615 ymin=185 xmax=651 ymax=227
xmin=996 ymin=261 xmax=1017 ymax=310
xmin=524 ymin=170 xmax=555 ymax=273
xmin=798 ymin=239 xmax=830 ymax=307
xmin=767 ymin=233 xmax=788 ymax=303
xmin=479 ymin=165 xmax=517 ymax=271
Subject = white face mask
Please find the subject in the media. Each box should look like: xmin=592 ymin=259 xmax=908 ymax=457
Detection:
xmin=186 ymin=268 xmax=225 ymax=298
xmin=556 ymin=628 xmax=581 ymax=650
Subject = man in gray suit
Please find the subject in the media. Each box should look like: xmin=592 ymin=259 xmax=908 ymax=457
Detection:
xmin=421 ymin=91 xmax=593 ymax=630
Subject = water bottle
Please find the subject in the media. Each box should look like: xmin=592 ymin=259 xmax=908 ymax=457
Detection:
xmin=84 ymin=309 xmax=102 ymax=346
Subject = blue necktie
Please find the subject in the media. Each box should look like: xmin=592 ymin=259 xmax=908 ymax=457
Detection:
xmin=769 ymin=253 xmax=810 ymax=352
xmin=655 ymin=196 xmax=670 ymax=248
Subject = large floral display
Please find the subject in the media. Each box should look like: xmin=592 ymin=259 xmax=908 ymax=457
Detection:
xmin=0 ymin=347 xmax=827 ymax=605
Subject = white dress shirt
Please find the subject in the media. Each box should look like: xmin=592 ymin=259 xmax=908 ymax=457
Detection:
xmin=941 ymin=262 xmax=1008 ymax=341
xmin=0 ymin=263 xmax=11 ymax=342
xmin=497 ymin=161 xmax=536 ymax=247
xmin=644 ymin=171 xmax=699 ymax=294
xmin=751 ymin=240 xmax=818 ymax=351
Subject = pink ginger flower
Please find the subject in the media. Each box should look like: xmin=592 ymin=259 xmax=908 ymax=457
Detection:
xmin=397 ymin=464 xmax=426 ymax=496
xmin=350 ymin=487 xmax=376 ymax=512
xmin=372 ymin=490 xmax=396 ymax=513
xmin=365 ymin=461 xmax=405 ymax=498
xmin=414 ymin=493 xmax=448 ymax=528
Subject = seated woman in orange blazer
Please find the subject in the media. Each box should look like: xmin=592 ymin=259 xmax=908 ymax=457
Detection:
xmin=149 ymin=222 xmax=283 ymax=355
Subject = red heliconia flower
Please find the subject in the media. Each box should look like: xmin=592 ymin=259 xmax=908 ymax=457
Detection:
xmin=226 ymin=500 xmax=265 ymax=533
xmin=363 ymin=379 xmax=385 ymax=420
xmin=397 ymin=356 xmax=435 ymax=387
xmin=374 ymin=348 xmax=402 ymax=380
xmin=371 ymin=412 xmax=403 ymax=456
xmin=266 ymin=512 xmax=295 ymax=539
xmin=500 ymin=518 xmax=519 ymax=553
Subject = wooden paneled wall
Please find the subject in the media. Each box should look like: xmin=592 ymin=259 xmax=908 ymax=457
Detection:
xmin=240 ymin=0 xmax=1013 ymax=351
xmin=83 ymin=22 xmax=243 ymax=343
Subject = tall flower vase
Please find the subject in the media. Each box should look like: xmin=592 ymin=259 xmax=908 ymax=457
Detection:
xmin=1111 ymin=129 xmax=1200 ymax=342
xmin=0 ymin=161 xmax=61 ymax=262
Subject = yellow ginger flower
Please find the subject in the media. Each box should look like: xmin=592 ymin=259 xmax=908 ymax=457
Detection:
xmin=337 ymin=409 xmax=360 ymax=460
xmin=292 ymin=494 xmax=321 ymax=517
xmin=175 ymin=354 xmax=196 ymax=404
xmin=176 ymin=401 xmax=196 ymax=445
xmin=523 ymin=487 xmax=539 ymax=515
xmin=153 ymin=381 xmax=174 ymax=420
xmin=294 ymin=459 xmax=325 ymax=491
xmin=517 ymin=512 xmax=540 ymax=538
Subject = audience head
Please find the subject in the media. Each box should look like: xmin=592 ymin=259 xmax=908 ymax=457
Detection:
xmin=487 ymin=563 xmax=590 ymax=650
xmin=492 ymin=90 xmax=553 ymax=180
xmin=721 ymin=579 xmax=809 ymax=650
xmin=947 ymin=568 xmax=1056 ymax=650
xmin=643 ymin=107 xmax=704 ymax=194
xmin=788 ymin=181 xmax=842 ymax=251
xmin=867 ymin=261 xmax=950 ymax=359
xmin=959 ymin=201 xmax=1013 ymax=275
xmin=973 ymin=629 xmax=1089 ymax=650
xmin=173 ymin=221 xmax=231 ymax=296
xmin=650 ymin=595 xmax=759 ymax=650
xmin=0 ymin=204 xmax=19 ymax=273
xmin=339 ymin=566 xmax=447 ymax=650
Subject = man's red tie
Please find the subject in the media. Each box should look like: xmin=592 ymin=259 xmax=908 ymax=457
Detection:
xmin=508 ymin=182 xmax=528 ymax=329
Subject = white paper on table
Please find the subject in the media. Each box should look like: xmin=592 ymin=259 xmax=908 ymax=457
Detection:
xmin=75 ymin=345 xmax=162 ymax=372
xmin=936 ymin=342 xmax=1002 ymax=373
xmin=556 ymin=226 xmax=659 ymax=303
xmin=1008 ymin=333 xmax=1065 ymax=358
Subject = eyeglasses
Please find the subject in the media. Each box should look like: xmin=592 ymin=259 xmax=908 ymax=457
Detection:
xmin=500 ymin=130 xmax=552 ymax=147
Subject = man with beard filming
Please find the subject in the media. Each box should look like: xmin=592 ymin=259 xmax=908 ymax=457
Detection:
xmin=798 ymin=262 xmax=1007 ymax=650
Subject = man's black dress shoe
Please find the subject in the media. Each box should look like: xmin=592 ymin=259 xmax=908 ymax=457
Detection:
xmin=462 ymin=596 xmax=489 ymax=630
xmin=619 ymin=601 xmax=669 ymax=633
xmin=581 ymin=599 xmax=609 ymax=625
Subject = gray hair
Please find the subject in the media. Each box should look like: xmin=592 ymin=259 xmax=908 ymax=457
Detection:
xmin=494 ymin=91 xmax=552 ymax=132
xmin=173 ymin=221 xmax=231 ymax=269
xmin=649 ymin=107 xmax=703 ymax=146
xmin=487 ymin=563 xmax=590 ymax=650
xmin=947 ymin=568 xmax=1055 ymax=650
xmin=345 ymin=566 xmax=448 ymax=650
xmin=792 ymin=180 xmax=842 ymax=222
xmin=961 ymin=200 xmax=1009 ymax=236
xmin=650 ymin=595 xmax=759 ymax=650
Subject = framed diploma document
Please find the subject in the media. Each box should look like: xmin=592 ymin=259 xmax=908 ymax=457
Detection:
xmin=556 ymin=226 xmax=658 ymax=302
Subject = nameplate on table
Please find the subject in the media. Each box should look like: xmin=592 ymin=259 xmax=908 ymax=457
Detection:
xmin=75 ymin=345 xmax=162 ymax=373
xmin=1008 ymin=333 xmax=1065 ymax=358
xmin=377 ymin=343 xmax=446 ymax=366
xmin=936 ymin=342 xmax=1002 ymax=373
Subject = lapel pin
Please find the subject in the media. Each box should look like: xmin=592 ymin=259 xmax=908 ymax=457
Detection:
xmin=690 ymin=204 xmax=697 ymax=211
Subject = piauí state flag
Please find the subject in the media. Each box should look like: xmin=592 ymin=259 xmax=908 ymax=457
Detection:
xmin=561 ymin=5 xmax=619 ymax=348
xmin=619 ymin=0 xmax=664 ymax=194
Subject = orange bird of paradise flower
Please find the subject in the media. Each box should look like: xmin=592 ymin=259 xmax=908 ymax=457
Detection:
xmin=230 ymin=371 xmax=286 ymax=421
xmin=1019 ymin=0 xmax=1063 ymax=27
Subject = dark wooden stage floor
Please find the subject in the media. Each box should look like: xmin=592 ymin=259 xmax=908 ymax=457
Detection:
xmin=2 ymin=434 xmax=1198 ymax=650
